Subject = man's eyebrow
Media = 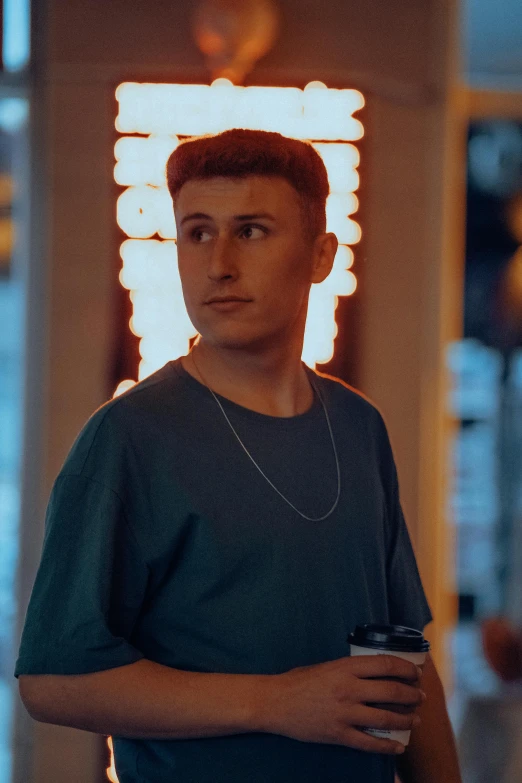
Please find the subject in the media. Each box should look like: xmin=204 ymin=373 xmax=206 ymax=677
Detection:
xmin=180 ymin=212 xmax=277 ymax=226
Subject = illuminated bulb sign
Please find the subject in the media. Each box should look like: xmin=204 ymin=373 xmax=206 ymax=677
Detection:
xmin=114 ymin=79 xmax=364 ymax=396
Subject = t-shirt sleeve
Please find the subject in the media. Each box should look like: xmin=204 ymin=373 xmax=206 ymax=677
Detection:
xmin=373 ymin=409 xmax=433 ymax=633
xmin=14 ymin=473 xmax=148 ymax=677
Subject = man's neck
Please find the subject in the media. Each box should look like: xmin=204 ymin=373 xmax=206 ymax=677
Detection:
xmin=181 ymin=342 xmax=315 ymax=418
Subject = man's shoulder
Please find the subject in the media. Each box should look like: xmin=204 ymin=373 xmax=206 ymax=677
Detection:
xmin=60 ymin=362 xmax=179 ymax=474
xmin=94 ymin=360 xmax=180 ymax=418
xmin=110 ymin=360 xmax=177 ymax=404
xmin=312 ymin=367 xmax=384 ymax=423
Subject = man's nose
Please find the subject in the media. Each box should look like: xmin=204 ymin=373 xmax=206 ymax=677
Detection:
xmin=207 ymin=235 xmax=238 ymax=280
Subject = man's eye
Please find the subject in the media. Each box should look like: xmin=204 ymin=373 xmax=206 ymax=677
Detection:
xmin=192 ymin=228 xmax=212 ymax=242
xmin=240 ymin=224 xmax=267 ymax=239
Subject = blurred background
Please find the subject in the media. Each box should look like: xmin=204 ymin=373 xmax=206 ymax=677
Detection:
xmin=1 ymin=0 xmax=522 ymax=781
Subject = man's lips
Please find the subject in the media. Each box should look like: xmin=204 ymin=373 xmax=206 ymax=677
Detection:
xmin=205 ymin=298 xmax=252 ymax=311
xmin=205 ymin=297 xmax=252 ymax=304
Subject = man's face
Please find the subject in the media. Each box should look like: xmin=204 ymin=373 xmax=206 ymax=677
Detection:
xmin=174 ymin=175 xmax=323 ymax=352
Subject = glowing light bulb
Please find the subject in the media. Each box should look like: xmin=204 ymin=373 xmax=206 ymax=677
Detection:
xmin=304 ymin=81 xmax=327 ymax=90
xmin=113 ymin=380 xmax=137 ymax=398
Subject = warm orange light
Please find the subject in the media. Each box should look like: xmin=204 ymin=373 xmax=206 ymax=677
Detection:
xmin=504 ymin=246 xmax=522 ymax=305
xmin=106 ymin=736 xmax=118 ymax=782
xmin=114 ymin=80 xmax=365 ymax=395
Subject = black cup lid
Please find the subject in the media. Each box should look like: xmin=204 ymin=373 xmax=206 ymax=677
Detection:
xmin=347 ymin=623 xmax=430 ymax=652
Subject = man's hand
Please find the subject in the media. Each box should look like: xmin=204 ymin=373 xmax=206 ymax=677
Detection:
xmin=258 ymin=655 xmax=425 ymax=755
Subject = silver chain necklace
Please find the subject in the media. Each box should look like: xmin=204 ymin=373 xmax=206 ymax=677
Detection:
xmin=189 ymin=351 xmax=341 ymax=521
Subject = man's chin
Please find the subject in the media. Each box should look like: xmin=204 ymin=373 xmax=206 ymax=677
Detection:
xmin=195 ymin=328 xmax=274 ymax=353
xmin=199 ymin=336 xmax=260 ymax=351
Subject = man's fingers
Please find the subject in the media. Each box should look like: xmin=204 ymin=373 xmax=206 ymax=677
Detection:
xmin=353 ymin=704 xmax=421 ymax=732
xmin=360 ymin=677 xmax=424 ymax=707
xmin=341 ymin=726 xmax=405 ymax=755
xmin=350 ymin=654 xmax=421 ymax=682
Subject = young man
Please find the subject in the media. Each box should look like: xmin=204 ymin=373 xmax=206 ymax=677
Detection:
xmin=15 ymin=129 xmax=461 ymax=782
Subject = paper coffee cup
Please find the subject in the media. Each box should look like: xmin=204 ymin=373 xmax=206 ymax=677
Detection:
xmin=347 ymin=623 xmax=430 ymax=746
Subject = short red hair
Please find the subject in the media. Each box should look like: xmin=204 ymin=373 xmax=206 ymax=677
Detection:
xmin=166 ymin=128 xmax=329 ymax=240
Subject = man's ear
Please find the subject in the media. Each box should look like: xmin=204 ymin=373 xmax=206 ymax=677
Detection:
xmin=310 ymin=232 xmax=338 ymax=285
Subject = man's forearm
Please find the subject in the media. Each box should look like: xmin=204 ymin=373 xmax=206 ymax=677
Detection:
xmin=20 ymin=658 xmax=271 ymax=740
xmin=396 ymin=654 xmax=461 ymax=783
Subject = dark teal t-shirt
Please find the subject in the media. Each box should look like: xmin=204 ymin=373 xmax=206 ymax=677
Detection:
xmin=14 ymin=358 xmax=432 ymax=782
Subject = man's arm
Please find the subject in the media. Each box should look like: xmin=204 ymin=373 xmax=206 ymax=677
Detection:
xmin=20 ymin=651 xmax=424 ymax=754
xmin=395 ymin=652 xmax=462 ymax=783
xmin=19 ymin=658 xmax=269 ymax=739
